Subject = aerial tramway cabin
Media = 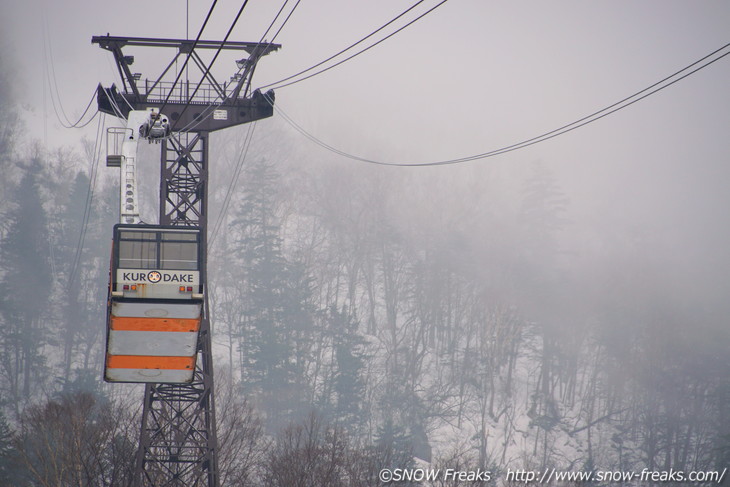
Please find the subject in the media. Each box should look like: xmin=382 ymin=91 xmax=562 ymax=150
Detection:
xmin=105 ymin=224 xmax=204 ymax=383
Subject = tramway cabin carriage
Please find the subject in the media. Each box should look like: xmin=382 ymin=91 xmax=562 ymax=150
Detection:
xmin=104 ymin=224 xmax=204 ymax=383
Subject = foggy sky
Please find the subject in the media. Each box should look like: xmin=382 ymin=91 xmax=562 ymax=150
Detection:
xmin=2 ymin=0 xmax=729 ymax=330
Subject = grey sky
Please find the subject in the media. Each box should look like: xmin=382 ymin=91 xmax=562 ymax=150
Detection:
xmin=2 ymin=0 xmax=729 ymax=319
xmin=3 ymin=1 xmax=727 ymax=156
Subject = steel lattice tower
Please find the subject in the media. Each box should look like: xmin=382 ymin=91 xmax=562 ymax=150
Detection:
xmin=93 ymin=35 xmax=279 ymax=487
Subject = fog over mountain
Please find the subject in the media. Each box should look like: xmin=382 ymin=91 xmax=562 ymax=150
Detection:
xmin=1 ymin=1 xmax=729 ymax=484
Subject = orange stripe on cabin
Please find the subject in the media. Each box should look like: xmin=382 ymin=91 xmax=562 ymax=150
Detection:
xmin=106 ymin=355 xmax=195 ymax=370
xmin=110 ymin=316 xmax=200 ymax=332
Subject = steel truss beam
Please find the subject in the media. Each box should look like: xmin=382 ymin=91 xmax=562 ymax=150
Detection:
xmin=92 ymin=35 xmax=279 ymax=132
xmin=134 ymin=131 xmax=218 ymax=487
xmin=160 ymin=132 xmax=208 ymax=227
xmin=95 ymin=34 xmax=278 ymax=487
xmin=135 ymin=349 xmax=218 ymax=486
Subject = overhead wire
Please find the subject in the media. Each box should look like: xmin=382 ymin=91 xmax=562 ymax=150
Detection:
xmin=157 ymin=0 xmax=219 ymax=117
xmin=166 ymin=0 xmax=274 ymax=244
xmin=48 ymin=89 xmax=100 ymax=129
xmin=200 ymin=0 xmax=453 ymax=236
xmin=208 ymin=122 xmax=257 ymax=248
xmin=173 ymin=0 xmax=301 ymax=134
xmin=177 ymin=0 xmax=437 ymax=132
xmin=258 ymin=0 xmax=440 ymax=91
xmin=40 ymin=19 xmax=106 ymax=286
xmin=68 ymin=113 xmax=106 ymax=287
xmin=42 ymin=19 xmax=99 ymax=129
xmin=42 ymin=18 xmax=71 ymax=125
xmin=103 ymin=86 xmax=129 ymax=122
xmin=265 ymin=42 xmax=730 ymax=167
xmin=68 ymin=113 xmax=104 ymax=285
xmin=257 ymin=0 xmax=292 ymax=42
xmin=266 ymin=0 xmax=302 ymax=45
xmin=177 ymin=0 xmax=441 ymax=130
xmin=95 ymin=0 xmax=293 ymax=248
xmin=171 ymin=0 xmax=252 ymax=131
xmin=206 ymin=0 xmax=301 ymax=247
xmin=40 ymin=18 xmax=105 ymax=284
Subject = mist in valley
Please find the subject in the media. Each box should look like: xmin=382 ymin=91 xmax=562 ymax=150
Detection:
xmin=1 ymin=1 xmax=729 ymax=484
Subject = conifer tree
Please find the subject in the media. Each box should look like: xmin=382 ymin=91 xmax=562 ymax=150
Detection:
xmin=328 ymin=306 xmax=367 ymax=427
xmin=0 ymin=159 xmax=52 ymax=410
xmin=232 ymin=157 xmax=315 ymax=426
xmin=373 ymin=417 xmax=415 ymax=474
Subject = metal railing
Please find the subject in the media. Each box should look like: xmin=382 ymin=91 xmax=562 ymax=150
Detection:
xmin=143 ymin=80 xmax=236 ymax=105
xmin=106 ymin=127 xmax=133 ymax=167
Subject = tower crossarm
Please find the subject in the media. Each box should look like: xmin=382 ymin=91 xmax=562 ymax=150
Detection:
xmin=92 ymin=35 xmax=280 ymax=132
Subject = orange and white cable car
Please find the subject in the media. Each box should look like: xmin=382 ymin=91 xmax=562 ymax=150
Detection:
xmin=105 ymin=224 xmax=203 ymax=383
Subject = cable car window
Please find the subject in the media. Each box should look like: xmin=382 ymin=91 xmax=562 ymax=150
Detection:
xmin=118 ymin=239 xmax=158 ymax=269
xmin=122 ymin=231 xmax=157 ymax=240
xmin=160 ymin=241 xmax=198 ymax=270
xmin=115 ymin=226 xmax=200 ymax=271
xmin=162 ymin=232 xmax=197 ymax=241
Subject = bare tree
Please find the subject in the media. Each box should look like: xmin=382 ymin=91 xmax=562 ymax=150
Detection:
xmin=13 ymin=391 xmax=137 ymax=487
xmin=264 ymin=412 xmax=350 ymax=487
xmin=215 ymin=369 xmax=269 ymax=486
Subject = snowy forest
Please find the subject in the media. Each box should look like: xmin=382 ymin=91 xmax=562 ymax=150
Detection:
xmin=1 ymin=42 xmax=730 ymax=487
